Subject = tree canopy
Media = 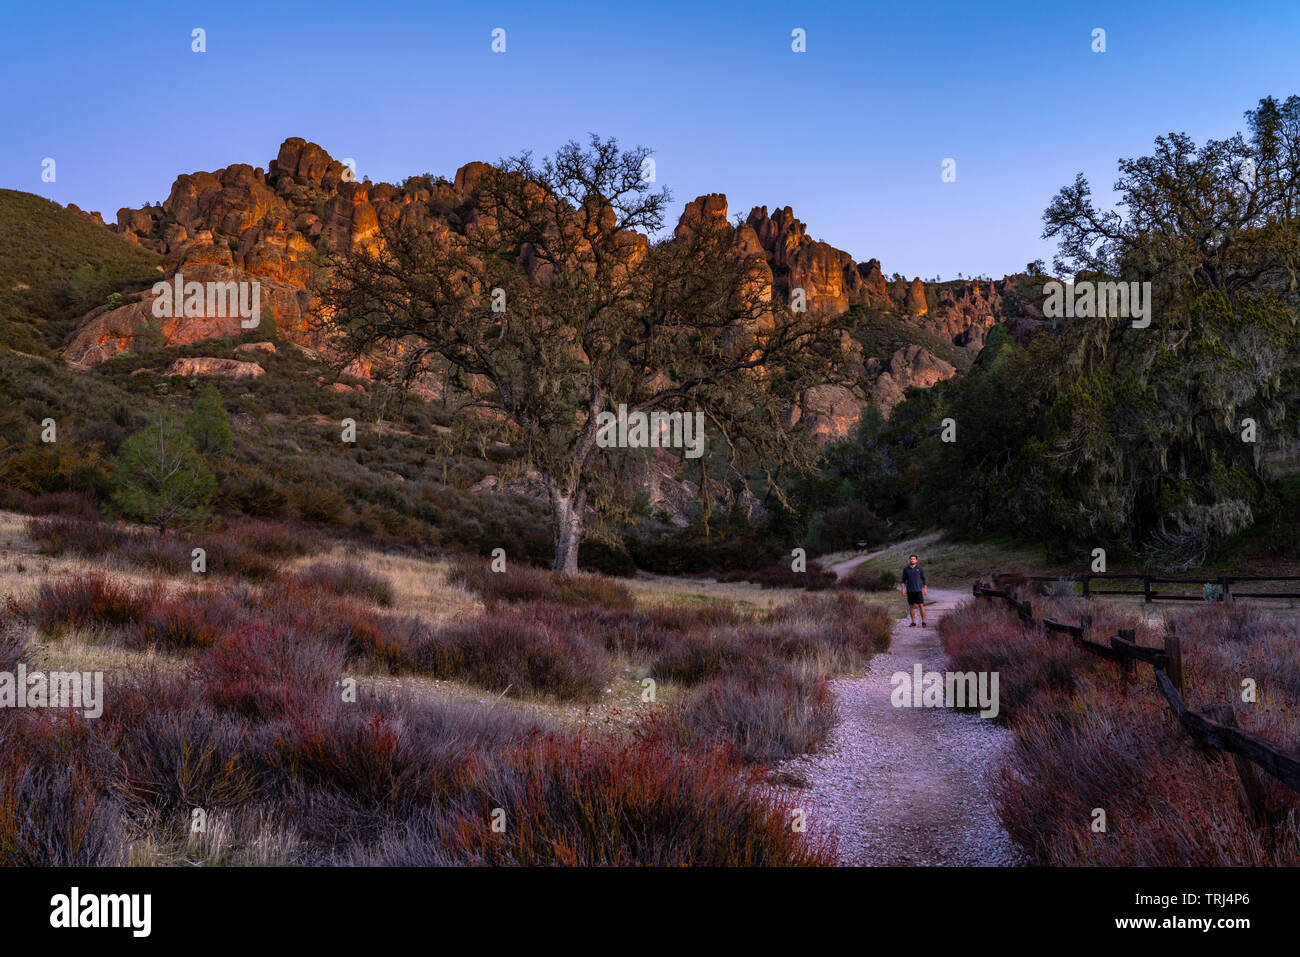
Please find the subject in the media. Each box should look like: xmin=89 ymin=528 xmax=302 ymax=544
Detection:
xmin=319 ymin=136 xmax=852 ymax=571
xmin=801 ymin=95 xmax=1300 ymax=568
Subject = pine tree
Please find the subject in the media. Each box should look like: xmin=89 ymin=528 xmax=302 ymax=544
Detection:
xmin=185 ymin=384 xmax=233 ymax=455
xmin=112 ymin=410 xmax=214 ymax=534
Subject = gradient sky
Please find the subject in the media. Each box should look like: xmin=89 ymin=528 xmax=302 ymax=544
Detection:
xmin=3 ymin=0 xmax=1298 ymax=279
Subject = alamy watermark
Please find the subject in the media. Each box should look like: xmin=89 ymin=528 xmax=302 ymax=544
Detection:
xmin=594 ymin=404 xmax=705 ymax=459
xmin=0 ymin=664 xmax=103 ymax=718
xmin=50 ymin=887 xmax=150 ymax=937
xmin=1042 ymin=279 xmax=1151 ymax=328
xmin=151 ymin=272 xmax=260 ymax=328
xmin=890 ymin=663 xmax=999 ymax=718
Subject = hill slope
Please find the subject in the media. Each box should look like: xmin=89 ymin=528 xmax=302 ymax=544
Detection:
xmin=0 ymin=189 xmax=162 ymax=355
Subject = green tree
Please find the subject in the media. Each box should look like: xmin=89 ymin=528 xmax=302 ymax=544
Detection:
xmin=186 ymin=384 xmax=233 ymax=455
xmin=112 ymin=410 xmax=214 ymax=534
xmin=809 ymin=96 xmax=1300 ymax=568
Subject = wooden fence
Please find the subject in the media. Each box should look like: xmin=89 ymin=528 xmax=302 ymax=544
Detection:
xmin=994 ymin=571 xmax=1300 ymax=602
xmin=971 ymin=581 xmax=1300 ymax=823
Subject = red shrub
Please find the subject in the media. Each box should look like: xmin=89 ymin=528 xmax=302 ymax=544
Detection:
xmin=449 ymin=561 xmax=633 ymax=610
xmin=0 ymin=712 xmax=125 ymax=866
xmin=418 ymin=603 xmax=610 ymax=699
xmin=129 ymin=588 xmax=242 ymax=651
xmin=674 ymin=663 xmax=835 ymax=763
xmin=28 ymin=574 xmax=159 ymax=635
xmin=444 ymin=731 xmax=833 ymax=865
xmin=190 ymin=624 xmax=345 ymax=720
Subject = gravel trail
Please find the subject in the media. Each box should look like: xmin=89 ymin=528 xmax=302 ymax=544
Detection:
xmin=824 ymin=532 xmax=944 ymax=582
xmin=779 ymin=587 xmax=1027 ymax=866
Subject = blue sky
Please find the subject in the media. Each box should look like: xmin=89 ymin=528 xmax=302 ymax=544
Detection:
xmin=2 ymin=0 xmax=1298 ymax=279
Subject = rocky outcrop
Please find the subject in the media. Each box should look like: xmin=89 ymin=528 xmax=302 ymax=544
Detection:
xmin=800 ymin=384 xmax=867 ymax=443
xmin=164 ymin=357 xmax=265 ymax=379
xmin=868 ymin=345 xmax=957 ymax=416
xmin=744 ymin=205 xmax=876 ymax=314
xmin=65 ymin=140 xmax=1040 ymax=455
xmin=67 ymin=204 xmax=106 ymax=228
xmin=62 ymin=258 xmax=312 ymax=366
xmin=905 ymin=277 xmax=928 ymax=315
xmin=895 ymin=274 xmax=1039 ymax=352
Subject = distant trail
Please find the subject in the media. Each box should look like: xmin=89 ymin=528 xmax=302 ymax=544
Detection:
xmin=779 ymin=587 xmax=1026 ymax=866
xmin=825 ymin=531 xmax=944 ymax=581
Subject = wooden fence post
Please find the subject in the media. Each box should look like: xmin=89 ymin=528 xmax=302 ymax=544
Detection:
xmin=1220 ymin=576 xmax=1231 ymax=602
xmin=1143 ymin=576 xmax=1152 ymax=603
xmin=1203 ymin=704 xmax=1269 ymax=826
xmin=1020 ymin=601 xmax=1033 ymax=627
xmin=1163 ymin=633 xmax=1183 ymax=695
xmin=1117 ymin=628 xmax=1136 ymax=679
xmin=1080 ymin=614 xmax=1092 ymax=642
xmin=1083 ymin=575 xmax=1091 ymax=599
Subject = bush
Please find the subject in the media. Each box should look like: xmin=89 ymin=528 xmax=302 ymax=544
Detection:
xmin=294 ymin=560 xmax=395 ymax=606
xmin=448 ymin=561 xmax=633 ymax=610
xmin=0 ymin=713 xmax=125 ymax=866
xmin=113 ymin=699 xmax=260 ymax=814
xmin=715 ymin=562 xmax=839 ymax=590
xmin=845 ymin=564 xmax=899 ymax=592
xmin=356 ymin=730 xmax=831 ymax=866
xmin=27 ymin=515 xmax=129 ymax=557
xmin=942 ymin=594 xmax=1300 ymax=864
xmin=29 ymin=574 xmax=158 ymax=636
xmin=0 ymin=489 xmax=100 ymax=521
xmin=675 ymin=662 xmax=835 ymax=763
xmin=190 ymin=624 xmax=346 ymax=721
xmin=417 ymin=604 xmax=610 ymax=699
xmin=129 ymin=588 xmax=241 ymax=651
xmin=0 ymin=618 xmax=26 ymax=671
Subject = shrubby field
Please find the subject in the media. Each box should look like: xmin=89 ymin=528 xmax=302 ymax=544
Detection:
xmin=0 ymin=503 xmax=892 ymax=866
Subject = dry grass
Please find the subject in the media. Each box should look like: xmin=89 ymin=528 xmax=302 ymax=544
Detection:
xmin=626 ymin=572 xmax=847 ymax=614
xmin=286 ymin=545 xmax=483 ymax=627
xmin=4 ymin=511 xmax=883 ymax=748
xmin=27 ymin=627 xmax=184 ymax=675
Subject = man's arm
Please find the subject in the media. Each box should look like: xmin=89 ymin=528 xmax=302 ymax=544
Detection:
xmin=921 ymin=567 xmax=927 ymax=593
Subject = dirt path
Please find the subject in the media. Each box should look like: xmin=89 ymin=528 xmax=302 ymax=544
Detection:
xmin=779 ymin=587 xmax=1026 ymax=865
xmin=825 ymin=531 xmax=944 ymax=581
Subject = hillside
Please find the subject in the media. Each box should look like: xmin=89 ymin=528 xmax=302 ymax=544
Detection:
xmin=0 ymin=189 xmax=162 ymax=355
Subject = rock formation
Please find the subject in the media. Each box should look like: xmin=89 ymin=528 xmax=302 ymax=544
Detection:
xmin=61 ymin=139 xmax=1037 ymax=445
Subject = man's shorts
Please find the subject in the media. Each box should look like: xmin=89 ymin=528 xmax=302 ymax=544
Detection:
xmin=906 ymin=590 xmax=924 ymax=606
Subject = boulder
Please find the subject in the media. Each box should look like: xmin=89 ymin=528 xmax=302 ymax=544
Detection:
xmin=165 ymin=357 xmax=265 ymax=378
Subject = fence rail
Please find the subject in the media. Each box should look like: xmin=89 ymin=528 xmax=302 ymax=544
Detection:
xmin=996 ymin=571 xmax=1300 ymax=602
xmin=972 ymin=580 xmax=1300 ymax=822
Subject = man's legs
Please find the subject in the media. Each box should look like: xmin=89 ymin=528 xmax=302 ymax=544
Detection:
xmin=918 ymin=598 xmax=927 ymax=627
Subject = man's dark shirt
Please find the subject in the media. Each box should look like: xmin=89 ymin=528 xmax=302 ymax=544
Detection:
xmin=901 ymin=564 xmax=926 ymax=591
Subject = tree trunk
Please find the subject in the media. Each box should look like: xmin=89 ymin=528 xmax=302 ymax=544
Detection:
xmin=551 ymin=489 xmax=584 ymax=575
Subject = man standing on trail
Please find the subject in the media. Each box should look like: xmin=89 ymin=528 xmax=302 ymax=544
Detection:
xmin=900 ymin=554 xmax=928 ymax=627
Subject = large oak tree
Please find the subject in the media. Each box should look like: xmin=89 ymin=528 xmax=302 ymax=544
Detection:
xmin=318 ymin=137 xmax=850 ymax=572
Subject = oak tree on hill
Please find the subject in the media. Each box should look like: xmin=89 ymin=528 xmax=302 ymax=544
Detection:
xmin=319 ymin=136 xmax=851 ymax=572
